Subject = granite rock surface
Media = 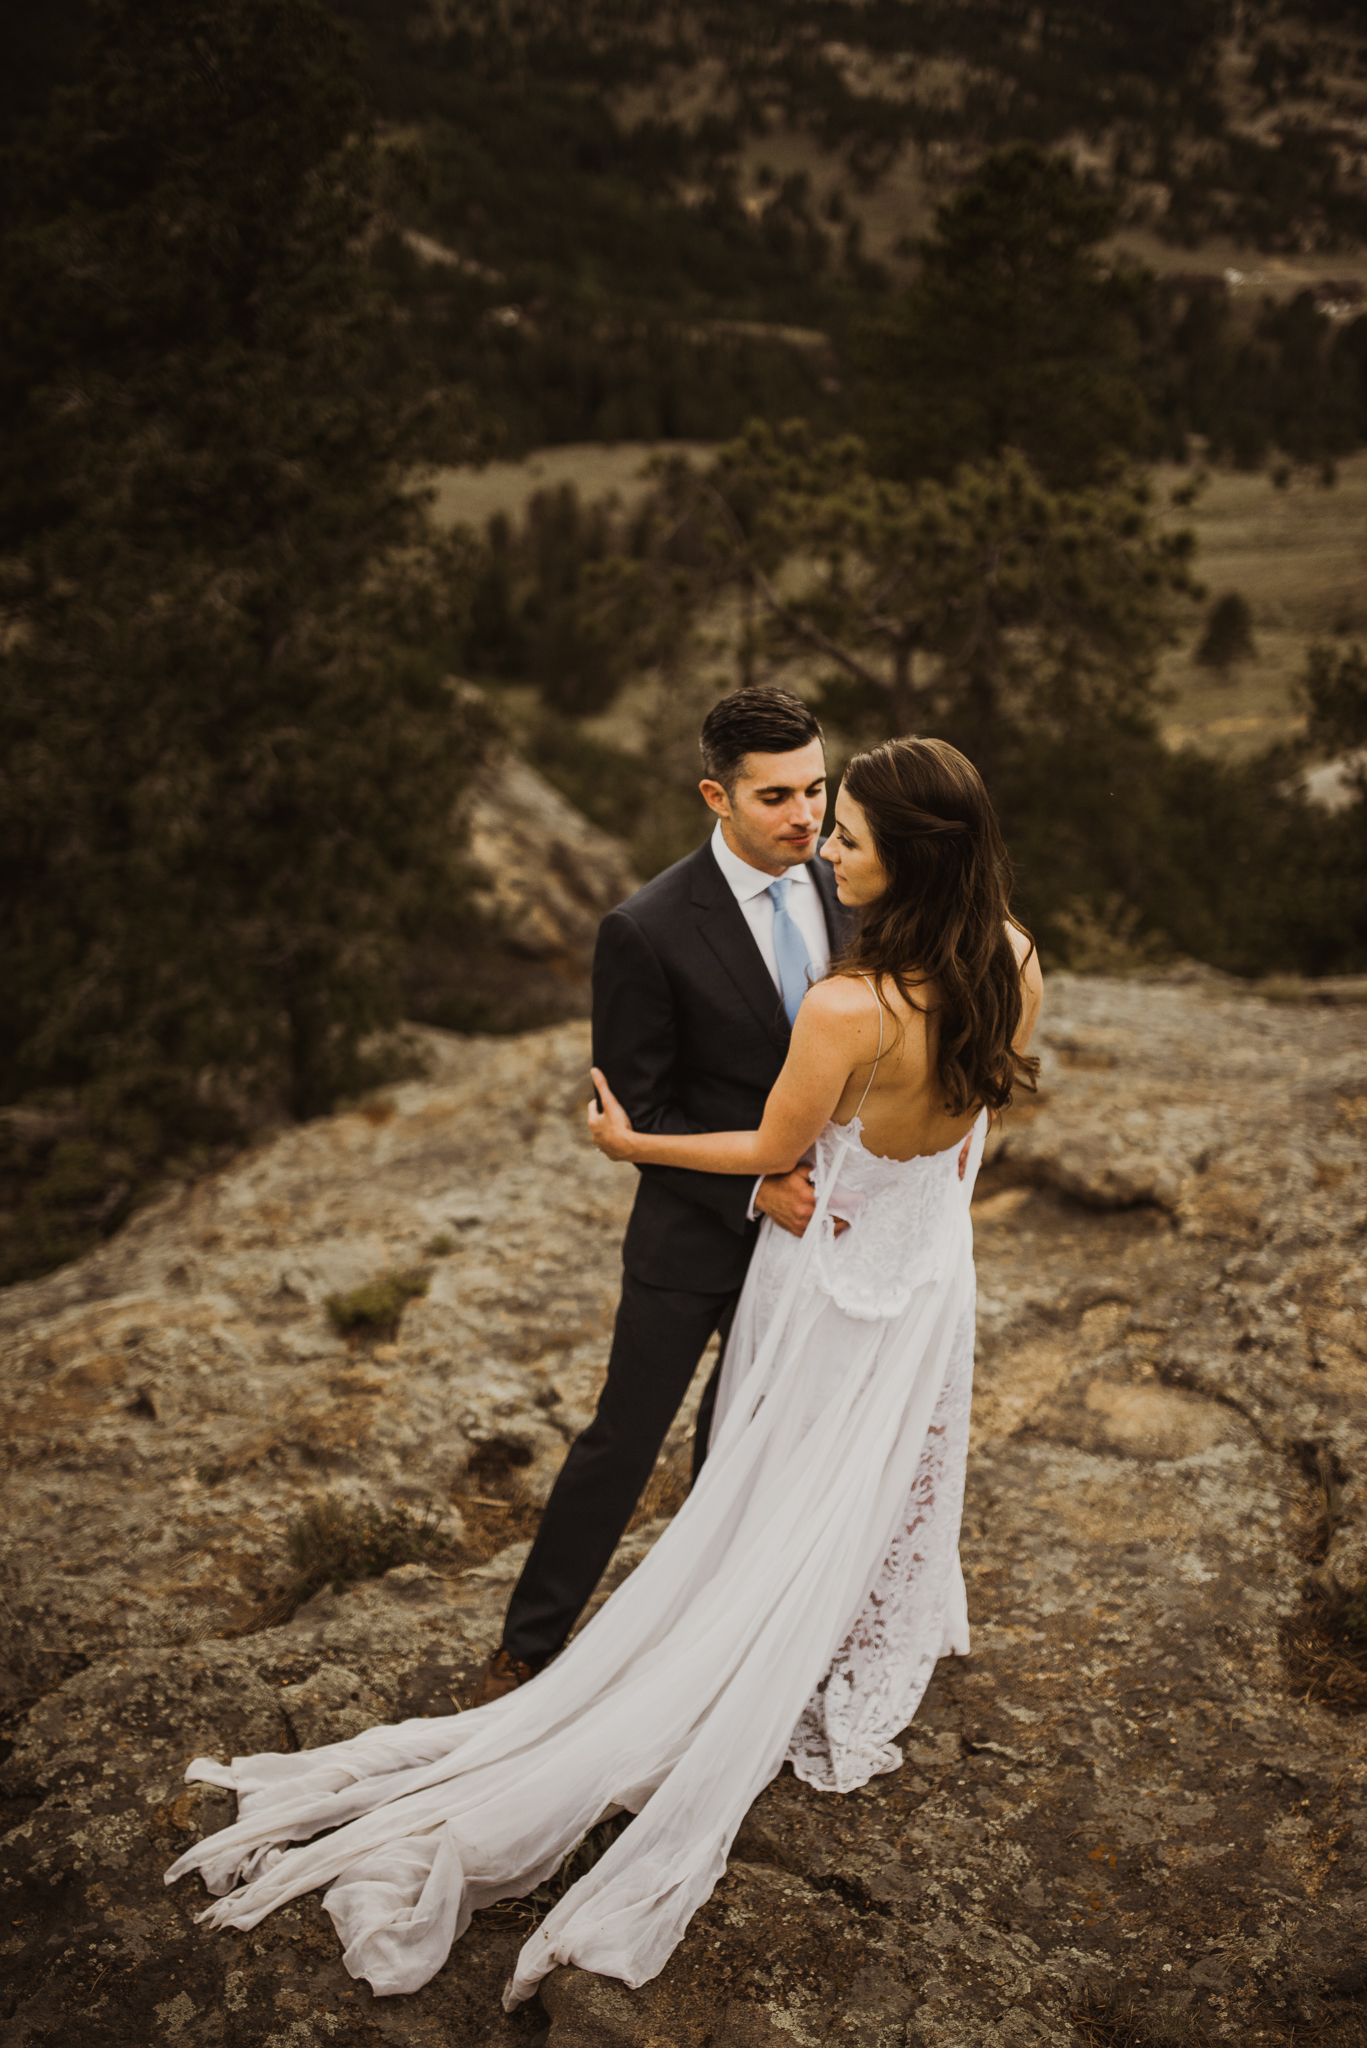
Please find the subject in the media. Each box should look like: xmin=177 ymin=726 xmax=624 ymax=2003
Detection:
xmin=408 ymin=734 xmax=639 ymax=1034
xmin=3 ymin=973 xmax=1367 ymax=2047
xmin=464 ymin=744 xmax=637 ymax=973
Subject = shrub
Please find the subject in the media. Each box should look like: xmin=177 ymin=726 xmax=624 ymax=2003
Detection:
xmin=1048 ymin=896 xmax=1171 ymax=974
xmin=286 ymin=1494 xmax=452 ymax=1601
xmin=1303 ymin=641 xmax=1367 ymax=753
xmin=325 ymin=1267 xmax=430 ymax=1340
xmin=1196 ymin=593 xmax=1255 ymax=670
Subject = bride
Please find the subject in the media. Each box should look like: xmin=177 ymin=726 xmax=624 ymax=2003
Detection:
xmin=165 ymin=735 xmax=1042 ymax=2007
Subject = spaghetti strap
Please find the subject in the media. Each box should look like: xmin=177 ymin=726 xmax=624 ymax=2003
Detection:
xmin=851 ymin=974 xmax=885 ymax=1122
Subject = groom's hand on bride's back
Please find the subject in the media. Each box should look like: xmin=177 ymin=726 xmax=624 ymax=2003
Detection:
xmin=755 ymin=1168 xmax=818 ymax=1238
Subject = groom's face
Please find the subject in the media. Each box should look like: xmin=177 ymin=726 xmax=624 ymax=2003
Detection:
xmin=700 ymin=739 xmax=827 ymax=877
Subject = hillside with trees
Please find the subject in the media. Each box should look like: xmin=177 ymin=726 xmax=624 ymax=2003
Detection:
xmin=2 ymin=0 xmax=1366 ymax=1284
xmin=0 ymin=0 xmax=487 ymax=1279
xmin=336 ymin=0 xmax=1367 ymax=461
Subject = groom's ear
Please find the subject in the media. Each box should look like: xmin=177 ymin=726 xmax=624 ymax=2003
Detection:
xmin=698 ymin=778 xmax=730 ymax=818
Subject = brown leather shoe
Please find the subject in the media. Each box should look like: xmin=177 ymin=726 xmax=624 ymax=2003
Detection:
xmin=473 ymin=1646 xmax=544 ymax=1706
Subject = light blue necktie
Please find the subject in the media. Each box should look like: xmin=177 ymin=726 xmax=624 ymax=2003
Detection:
xmin=767 ymin=878 xmax=813 ymax=1029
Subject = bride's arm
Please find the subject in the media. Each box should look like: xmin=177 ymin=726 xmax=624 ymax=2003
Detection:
xmin=588 ymin=978 xmax=878 ymax=1173
xmin=1009 ymin=923 xmax=1044 ymax=1052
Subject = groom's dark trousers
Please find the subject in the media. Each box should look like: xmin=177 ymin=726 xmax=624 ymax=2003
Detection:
xmin=500 ymin=833 xmax=850 ymax=1667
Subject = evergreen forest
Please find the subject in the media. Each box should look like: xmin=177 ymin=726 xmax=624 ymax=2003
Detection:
xmin=3 ymin=0 xmax=1367 ymax=1282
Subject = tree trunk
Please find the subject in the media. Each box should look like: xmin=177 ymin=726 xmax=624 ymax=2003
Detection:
xmin=965 ymin=666 xmax=1000 ymax=784
xmin=889 ymin=638 xmax=918 ymax=733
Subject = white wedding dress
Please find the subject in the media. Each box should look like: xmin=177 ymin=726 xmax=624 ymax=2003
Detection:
xmin=165 ymin=1103 xmax=984 ymax=2006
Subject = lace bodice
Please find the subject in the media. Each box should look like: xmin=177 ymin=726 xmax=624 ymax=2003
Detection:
xmin=810 ymin=1116 xmax=977 ymax=1322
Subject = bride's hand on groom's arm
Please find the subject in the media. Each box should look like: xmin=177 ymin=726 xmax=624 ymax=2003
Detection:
xmin=588 ymin=1068 xmax=794 ymax=1182
xmin=588 ymin=989 xmax=876 ymax=1186
xmin=587 ymin=1086 xmax=840 ymax=1239
xmin=587 ymin=1069 xmax=641 ymax=1161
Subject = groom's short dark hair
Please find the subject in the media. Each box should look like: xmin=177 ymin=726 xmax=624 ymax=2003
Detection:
xmin=700 ymin=687 xmax=823 ymax=795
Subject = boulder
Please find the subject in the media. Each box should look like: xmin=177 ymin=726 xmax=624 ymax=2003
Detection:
xmin=465 ymin=744 xmax=638 ymax=968
xmin=407 ymin=736 xmax=640 ymax=1034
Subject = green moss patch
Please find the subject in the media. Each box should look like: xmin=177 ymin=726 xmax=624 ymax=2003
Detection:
xmin=325 ymin=1266 xmax=430 ymax=1340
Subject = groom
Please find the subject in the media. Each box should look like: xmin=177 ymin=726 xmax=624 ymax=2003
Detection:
xmin=477 ymin=685 xmax=852 ymax=1701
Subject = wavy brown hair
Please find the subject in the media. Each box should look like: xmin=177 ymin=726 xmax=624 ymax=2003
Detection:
xmin=834 ymin=737 xmax=1039 ymax=1117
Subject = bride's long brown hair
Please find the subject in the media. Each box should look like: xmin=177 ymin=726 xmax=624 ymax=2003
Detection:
xmin=834 ymin=737 xmax=1039 ymax=1116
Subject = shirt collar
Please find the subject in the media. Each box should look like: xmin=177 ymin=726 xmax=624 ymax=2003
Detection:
xmin=710 ymin=819 xmax=817 ymax=903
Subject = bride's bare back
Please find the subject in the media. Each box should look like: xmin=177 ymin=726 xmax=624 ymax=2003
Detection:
xmin=827 ymin=926 xmax=1043 ymax=1162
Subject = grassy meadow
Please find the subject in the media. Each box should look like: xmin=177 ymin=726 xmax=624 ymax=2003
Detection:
xmin=1154 ymin=450 xmax=1367 ymax=760
xmin=424 ymin=443 xmax=715 ymax=533
xmin=428 ymin=440 xmax=1367 ymax=786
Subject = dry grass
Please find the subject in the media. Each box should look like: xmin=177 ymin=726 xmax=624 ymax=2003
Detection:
xmin=448 ymin=1490 xmax=544 ymax=1567
xmin=474 ymin=1810 xmax=634 ymax=1933
xmin=1074 ymin=1988 xmax=1211 ymax=2046
xmin=422 ymin=426 xmax=1367 ymax=784
xmin=220 ymin=1491 xmax=458 ymax=1634
xmin=1282 ymin=1580 xmax=1367 ymax=1717
xmin=285 ymin=1492 xmax=454 ymax=1598
xmin=422 ymin=441 xmax=714 ymax=534
xmin=626 ymin=1448 xmax=692 ymax=1532
xmin=1154 ymin=450 xmax=1367 ymax=762
xmin=1109 ymin=230 xmax=1367 ymax=300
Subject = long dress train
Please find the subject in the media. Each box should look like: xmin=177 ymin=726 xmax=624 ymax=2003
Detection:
xmin=164 ymin=1111 xmax=985 ymax=2004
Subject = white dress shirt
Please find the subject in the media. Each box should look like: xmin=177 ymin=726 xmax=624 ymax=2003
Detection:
xmin=709 ymin=820 xmax=831 ymax=993
xmin=710 ymin=820 xmax=831 ymax=1219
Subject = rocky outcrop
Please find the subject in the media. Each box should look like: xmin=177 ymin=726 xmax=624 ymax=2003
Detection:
xmin=3 ymin=973 xmax=1367 ymax=2046
xmin=465 ymin=744 xmax=638 ymax=969
xmin=0 ymin=1024 xmax=646 ymax=1716
xmin=407 ymin=737 xmax=639 ymax=1033
xmin=1303 ymin=748 xmax=1367 ymax=815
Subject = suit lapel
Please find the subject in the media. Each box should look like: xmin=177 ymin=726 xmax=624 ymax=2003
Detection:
xmin=689 ymin=843 xmax=790 ymax=1052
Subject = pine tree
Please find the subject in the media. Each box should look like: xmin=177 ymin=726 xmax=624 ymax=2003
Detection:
xmin=0 ymin=0 xmax=483 ymax=1148
xmin=646 ymin=422 xmax=1251 ymax=961
xmin=1300 ymin=641 xmax=1367 ymax=971
xmin=1303 ymin=642 xmax=1367 ymax=755
xmin=679 ymin=420 xmax=1196 ymax=778
xmin=1196 ymin=593 xmax=1255 ymax=671
xmin=858 ymin=146 xmax=1152 ymax=489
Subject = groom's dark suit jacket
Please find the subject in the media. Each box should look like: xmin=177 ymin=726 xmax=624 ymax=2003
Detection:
xmin=592 ymin=836 xmax=854 ymax=1295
